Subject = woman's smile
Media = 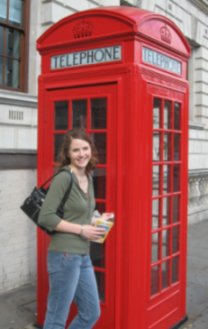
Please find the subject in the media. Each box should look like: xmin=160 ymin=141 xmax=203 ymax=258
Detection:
xmin=69 ymin=138 xmax=92 ymax=170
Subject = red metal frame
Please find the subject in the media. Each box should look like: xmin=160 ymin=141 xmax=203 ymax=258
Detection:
xmin=37 ymin=6 xmax=190 ymax=329
xmin=146 ymin=86 xmax=188 ymax=328
xmin=37 ymin=83 xmax=118 ymax=328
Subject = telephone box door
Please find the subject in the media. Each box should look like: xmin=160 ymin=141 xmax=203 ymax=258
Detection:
xmin=37 ymin=83 xmax=117 ymax=328
xmin=146 ymin=84 xmax=188 ymax=328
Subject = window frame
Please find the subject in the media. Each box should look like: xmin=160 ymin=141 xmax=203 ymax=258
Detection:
xmin=0 ymin=0 xmax=30 ymax=92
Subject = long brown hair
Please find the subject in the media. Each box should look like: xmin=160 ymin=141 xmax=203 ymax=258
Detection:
xmin=58 ymin=129 xmax=98 ymax=173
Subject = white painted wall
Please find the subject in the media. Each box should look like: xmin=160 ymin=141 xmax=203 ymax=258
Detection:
xmin=0 ymin=170 xmax=37 ymax=293
xmin=0 ymin=90 xmax=37 ymax=150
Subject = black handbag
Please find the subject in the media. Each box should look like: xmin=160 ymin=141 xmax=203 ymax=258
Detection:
xmin=20 ymin=169 xmax=73 ymax=235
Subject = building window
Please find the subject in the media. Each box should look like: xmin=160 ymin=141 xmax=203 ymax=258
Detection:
xmin=0 ymin=0 xmax=28 ymax=91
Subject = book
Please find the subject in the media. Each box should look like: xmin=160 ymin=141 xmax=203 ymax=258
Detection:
xmin=92 ymin=213 xmax=114 ymax=243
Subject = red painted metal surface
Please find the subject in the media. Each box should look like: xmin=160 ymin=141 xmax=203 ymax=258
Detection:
xmin=37 ymin=6 xmax=190 ymax=329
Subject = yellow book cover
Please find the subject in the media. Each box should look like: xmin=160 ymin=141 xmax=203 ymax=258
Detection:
xmin=92 ymin=217 xmax=114 ymax=244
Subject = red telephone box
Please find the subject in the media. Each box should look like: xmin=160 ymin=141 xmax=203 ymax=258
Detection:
xmin=37 ymin=6 xmax=190 ymax=329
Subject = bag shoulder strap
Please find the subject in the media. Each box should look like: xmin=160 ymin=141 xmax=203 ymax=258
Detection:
xmin=39 ymin=168 xmax=71 ymax=189
xmin=57 ymin=170 xmax=73 ymax=212
xmin=39 ymin=169 xmax=73 ymax=213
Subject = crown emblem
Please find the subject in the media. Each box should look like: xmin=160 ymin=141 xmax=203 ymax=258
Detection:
xmin=160 ymin=25 xmax=172 ymax=44
xmin=72 ymin=20 xmax=93 ymax=39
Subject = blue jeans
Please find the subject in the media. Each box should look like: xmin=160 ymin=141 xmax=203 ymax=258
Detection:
xmin=43 ymin=252 xmax=101 ymax=329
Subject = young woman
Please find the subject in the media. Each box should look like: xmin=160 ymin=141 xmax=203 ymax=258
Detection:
xmin=38 ymin=129 xmax=107 ymax=329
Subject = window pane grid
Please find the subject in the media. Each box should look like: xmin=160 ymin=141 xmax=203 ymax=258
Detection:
xmin=0 ymin=0 xmax=24 ymax=27
xmin=151 ymin=96 xmax=182 ymax=297
xmin=0 ymin=0 xmax=25 ymax=90
xmin=53 ymin=94 xmax=108 ymax=303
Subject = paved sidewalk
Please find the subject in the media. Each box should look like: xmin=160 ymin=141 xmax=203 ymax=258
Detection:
xmin=0 ymin=220 xmax=208 ymax=329
xmin=180 ymin=219 xmax=208 ymax=329
xmin=0 ymin=283 xmax=36 ymax=329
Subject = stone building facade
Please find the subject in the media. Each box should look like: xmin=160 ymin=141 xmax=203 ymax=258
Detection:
xmin=0 ymin=0 xmax=207 ymax=292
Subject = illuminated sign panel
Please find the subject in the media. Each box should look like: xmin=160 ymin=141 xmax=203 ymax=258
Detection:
xmin=51 ymin=45 xmax=122 ymax=70
xmin=142 ymin=47 xmax=182 ymax=75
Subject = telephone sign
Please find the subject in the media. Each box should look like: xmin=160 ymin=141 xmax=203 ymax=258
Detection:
xmin=142 ymin=47 xmax=182 ymax=74
xmin=51 ymin=45 xmax=122 ymax=70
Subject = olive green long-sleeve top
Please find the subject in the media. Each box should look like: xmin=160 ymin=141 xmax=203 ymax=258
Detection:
xmin=38 ymin=167 xmax=95 ymax=254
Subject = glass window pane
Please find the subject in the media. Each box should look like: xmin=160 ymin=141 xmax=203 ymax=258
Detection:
xmin=9 ymin=0 xmax=23 ymax=25
xmin=173 ymin=164 xmax=180 ymax=192
xmin=55 ymin=101 xmax=68 ymax=130
xmin=174 ymin=102 xmax=181 ymax=130
xmin=6 ymin=58 xmax=19 ymax=88
xmin=6 ymin=28 xmax=12 ymax=56
xmin=72 ymin=99 xmax=87 ymax=128
xmin=151 ymin=232 xmax=159 ymax=262
xmin=93 ymin=167 xmax=106 ymax=199
xmin=13 ymin=30 xmax=21 ymax=58
xmin=172 ymin=196 xmax=180 ymax=223
xmin=164 ymin=100 xmax=172 ymax=129
xmin=0 ymin=56 xmax=2 ymax=84
xmin=152 ymin=165 xmax=160 ymax=196
xmin=90 ymin=243 xmax=105 ymax=268
xmin=0 ymin=0 xmax=7 ymax=20
xmin=6 ymin=28 xmax=20 ymax=58
xmin=91 ymin=98 xmax=107 ymax=129
xmin=54 ymin=134 xmax=64 ymax=162
xmin=95 ymin=271 xmax=105 ymax=302
xmin=172 ymin=226 xmax=180 ymax=253
xmin=152 ymin=199 xmax=159 ymax=229
xmin=162 ymin=261 xmax=169 ymax=289
xmin=151 ymin=265 xmax=160 ymax=295
xmin=0 ymin=2 xmax=24 ymax=90
xmin=153 ymin=132 xmax=160 ymax=161
xmin=5 ymin=58 xmax=11 ymax=86
xmin=12 ymin=58 xmax=19 ymax=87
xmin=0 ymin=27 xmax=3 ymax=55
xmin=172 ymin=256 xmax=179 ymax=283
xmin=162 ymin=197 xmax=170 ymax=226
xmin=92 ymin=133 xmax=106 ymax=164
xmin=153 ymin=98 xmax=161 ymax=129
xmin=163 ymin=133 xmax=172 ymax=161
xmin=174 ymin=133 xmax=181 ymax=160
xmin=163 ymin=165 xmax=171 ymax=193
xmin=162 ymin=229 xmax=170 ymax=258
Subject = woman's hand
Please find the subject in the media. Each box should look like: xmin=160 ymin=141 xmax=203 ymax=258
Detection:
xmin=81 ymin=225 xmax=106 ymax=241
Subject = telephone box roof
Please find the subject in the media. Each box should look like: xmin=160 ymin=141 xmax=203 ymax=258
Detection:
xmin=37 ymin=6 xmax=190 ymax=57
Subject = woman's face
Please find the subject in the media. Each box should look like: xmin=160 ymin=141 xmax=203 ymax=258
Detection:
xmin=68 ymin=138 xmax=92 ymax=170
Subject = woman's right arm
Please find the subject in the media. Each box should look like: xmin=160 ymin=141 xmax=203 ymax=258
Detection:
xmin=55 ymin=220 xmax=106 ymax=240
